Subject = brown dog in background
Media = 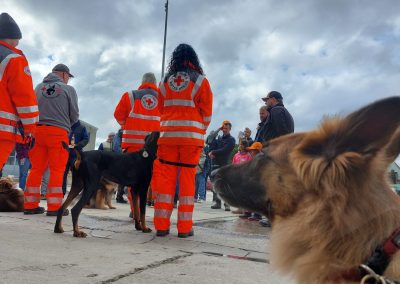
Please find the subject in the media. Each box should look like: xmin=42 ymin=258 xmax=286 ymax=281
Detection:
xmin=86 ymin=177 xmax=117 ymax=210
xmin=213 ymin=97 xmax=400 ymax=283
xmin=0 ymin=177 xmax=24 ymax=212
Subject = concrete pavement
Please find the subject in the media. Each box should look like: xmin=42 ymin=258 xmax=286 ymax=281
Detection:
xmin=0 ymin=194 xmax=295 ymax=284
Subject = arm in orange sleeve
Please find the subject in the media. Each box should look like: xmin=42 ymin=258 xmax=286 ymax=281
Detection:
xmin=157 ymin=83 xmax=165 ymax=114
xmin=7 ymin=56 xmax=38 ymax=134
xmin=195 ymin=77 xmax=213 ymax=130
xmin=114 ymin=92 xmax=131 ymax=126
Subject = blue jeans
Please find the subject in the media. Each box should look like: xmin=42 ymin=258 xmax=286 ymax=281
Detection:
xmin=17 ymin=158 xmax=31 ymax=190
xmin=195 ymin=172 xmax=206 ymax=200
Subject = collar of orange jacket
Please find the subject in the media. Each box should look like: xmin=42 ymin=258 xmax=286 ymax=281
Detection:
xmin=138 ymin=82 xmax=158 ymax=92
xmin=0 ymin=40 xmax=23 ymax=55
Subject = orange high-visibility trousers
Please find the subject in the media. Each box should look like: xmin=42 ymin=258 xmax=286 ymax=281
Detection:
xmin=24 ymin=125 xmax=69 ymax=211
xmin=0 ymin=139 xmax=15 ymax=172
xmin=154 ymin=144 xmax=201 ymax=234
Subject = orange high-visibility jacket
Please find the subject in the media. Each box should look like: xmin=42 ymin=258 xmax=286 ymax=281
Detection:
xmin=158 ymin=70 xmax=213 ymax=146
xmin=0 ymin=41 xmax=38 ymax=142
xmin=114 ymin=83 xmax=160 ymax=151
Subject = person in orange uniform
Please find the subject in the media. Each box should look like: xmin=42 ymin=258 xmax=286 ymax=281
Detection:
xmin=114 ymin=72 xmax=160 ymax=220
xmin=155 ymin=43 xmax=213 ymax=238
xmin=24 ymin=64 xmax=79 ymax=216
xmin=0 ymin=13 xmax=38 ymax=173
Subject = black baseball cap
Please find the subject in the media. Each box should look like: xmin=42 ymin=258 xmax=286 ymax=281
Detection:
xmin=262 ymin=91 xmax=283 ymax=102
xmin=52 ymin=63 xmax=74 ymax=78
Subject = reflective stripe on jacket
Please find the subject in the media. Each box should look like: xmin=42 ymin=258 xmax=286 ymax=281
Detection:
xmin=114 ymin=83 xmax=160 ymax=151
xmin=0 ymin=41 xmax=38 ymax=142
xmin=158 ymin=70 xmax=213 ymax=146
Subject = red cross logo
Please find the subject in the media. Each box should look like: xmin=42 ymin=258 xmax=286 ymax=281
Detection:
xmin=168 ymin=72 xmax=189 ymax=91
xmin=174 ymin=75 xmax=184 ymax=86
xmin=145 ymin=98 xmax=153 ymax=106
xmin=141 ymin=94 xmax=158 ymax=110
xmin=41 ymin=86 xmax=47 ymax=92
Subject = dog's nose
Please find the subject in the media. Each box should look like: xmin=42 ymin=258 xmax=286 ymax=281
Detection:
xmin=210 ymin=168 xmax=220 ymax=182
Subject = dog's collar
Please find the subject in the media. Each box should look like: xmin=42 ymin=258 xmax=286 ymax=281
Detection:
xmin=339 ymin=227 xmax=400 ymax=282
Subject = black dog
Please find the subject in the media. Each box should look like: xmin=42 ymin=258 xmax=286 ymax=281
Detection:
xmin=54 ymin=131 xmax=159 ymax=238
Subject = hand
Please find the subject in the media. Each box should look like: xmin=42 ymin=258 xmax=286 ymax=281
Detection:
xmin=23 ymin=133 xmax=35 ymax=149
xmin=208 ymin=152 xmax=215 ymax=159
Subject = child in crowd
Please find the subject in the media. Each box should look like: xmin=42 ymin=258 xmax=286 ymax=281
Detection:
xmin=232 ymin=140 xmax=252 ymax=165
xmin=231 ymin=140 xmax=253 ymax=214
xmin=239 ymin=142 xmax=264 ymax=221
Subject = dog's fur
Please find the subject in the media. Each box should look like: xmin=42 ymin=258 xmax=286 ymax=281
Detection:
xmin=0 ymin=177 xmax=24 ymax=212
xmin=213 ymin=97 xmax=400 ymax=283
xmin=54 ymin=131 xmax=159 ymax=238
xmin=86 ymin=177 xmax=117 ymax=210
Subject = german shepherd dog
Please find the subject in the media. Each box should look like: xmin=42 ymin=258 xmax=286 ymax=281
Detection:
xmin=86 ymin=177 xmax=117 ymax=210
xmin=54 ymin=131 xmax=159 ymax=238
xmin=213 ymin=97 xmax=400 ymax=283
xmin=0 ymin=177 xmax=24 ymax=212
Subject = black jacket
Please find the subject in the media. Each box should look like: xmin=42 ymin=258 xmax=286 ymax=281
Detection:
xmin=254 ymin=119 xmax=268 ymax=143
xmin=210 ymin=133 xmax=236 ymax=167
xmin=261 ymin=103 xmax=294 ymax=142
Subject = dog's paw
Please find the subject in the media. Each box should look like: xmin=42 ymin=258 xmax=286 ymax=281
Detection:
xmin=73 ymin=230 xmax=87 ymax=238
xmin=142 ymin=227 xmax=152 ymax=233
xmin=134 ymin=221 xmax=143 ymax=231
xmin=109 ymin=206 xmax=116 ymax=209
xmin=54 ymin=227 xmax=64 ymax=234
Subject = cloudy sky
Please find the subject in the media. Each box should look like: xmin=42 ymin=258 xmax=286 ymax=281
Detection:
xmin=1 ymin=0 xmax=400 ymax=162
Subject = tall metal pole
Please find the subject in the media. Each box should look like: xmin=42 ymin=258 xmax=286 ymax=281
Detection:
xmin=161 ymin=0 xmax=169 ymax=80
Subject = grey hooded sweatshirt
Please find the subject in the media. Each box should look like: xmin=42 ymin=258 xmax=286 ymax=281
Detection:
xmin=35 ymin=73 xmax=79 ymax=132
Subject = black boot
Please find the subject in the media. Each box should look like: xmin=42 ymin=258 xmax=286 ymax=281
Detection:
xmin=211 ymin=201 xmax=221 ymax=209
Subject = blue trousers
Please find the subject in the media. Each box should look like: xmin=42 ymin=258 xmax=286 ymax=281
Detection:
xmin=195 ymin=172 xmax=206 ymax=200
xmin=17 ymin=158 xmax=31 ymax=190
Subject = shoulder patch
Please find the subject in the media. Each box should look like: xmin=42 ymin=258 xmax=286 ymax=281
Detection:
xmin=167 ymin=72 xmax=190 ymax=92
xmin=141 ymin=94 xmax=158 ymax=110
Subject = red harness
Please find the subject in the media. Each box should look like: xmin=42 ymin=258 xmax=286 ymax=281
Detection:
xmin=340 ymin=227 xmax=400 ymax=282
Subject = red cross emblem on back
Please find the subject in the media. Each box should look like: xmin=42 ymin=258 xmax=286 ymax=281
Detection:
xmin=145 ymin=97 xmax=153 ymax=106
xmin=141 ymin=94 xmax=158 ymax=110
xmin=168 ymin=72 xmax=190 ymax=92
xmin=174 ymin=75 xmax=184 ymax=86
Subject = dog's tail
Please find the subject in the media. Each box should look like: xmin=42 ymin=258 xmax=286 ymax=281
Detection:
xmin=61 ymin=141 xmax=82 ymax=170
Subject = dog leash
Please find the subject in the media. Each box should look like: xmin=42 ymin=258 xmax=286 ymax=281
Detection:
xmin=159 ymin=158 xmax=197 ymax=168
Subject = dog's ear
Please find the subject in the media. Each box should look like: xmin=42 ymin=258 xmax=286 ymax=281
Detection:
xmin=292 ymin=97 xmax=400 ymax=188
xmin=333 ymin=96 xmax=400 ymax=156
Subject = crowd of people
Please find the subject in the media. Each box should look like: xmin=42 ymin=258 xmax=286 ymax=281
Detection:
xmin=0 ymin=12 xmax=294 ymax=237
xmin=195 ymin=89 xmax=294 ymax=227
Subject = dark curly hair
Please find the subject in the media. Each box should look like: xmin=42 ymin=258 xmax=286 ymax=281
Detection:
xmin=166 ymin=43 xmax=204 ymax=75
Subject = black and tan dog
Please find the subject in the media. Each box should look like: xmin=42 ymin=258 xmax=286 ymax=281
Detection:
xmin=86 ymin=177 xmax=117 ymax=210
xmin=213 ymin=97 xmax=400 ymax=283
xmin=54 ymin=131 xmax=159 ymax=238
xmin=0 ymin=177 xmax=24 ymax=212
